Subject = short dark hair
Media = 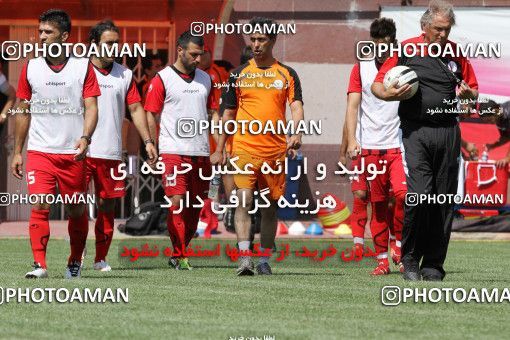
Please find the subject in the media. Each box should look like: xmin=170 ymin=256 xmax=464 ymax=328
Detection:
xmin=88 ymin=20 xmax=119 ymax=43
xmin=249 ymin=17 xmax=278 ymax=40
xmin=240 ymin=46 xmax=253 ymax=65
xmin=142 ymin=54 xmax=164 ymax=70
xmin=177 ymin=30 xmax=204 ymax=49
xmin=370 ymin=18 xmax=396 ymax=42
xmin=39 ymin=9 xmax=71 ymax=35
xmin=479 ymin=99 xmax=501 ymax=117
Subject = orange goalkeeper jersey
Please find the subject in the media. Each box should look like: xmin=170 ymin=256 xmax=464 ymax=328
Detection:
xmin=222 ymin=58 xmax=302 ymax=159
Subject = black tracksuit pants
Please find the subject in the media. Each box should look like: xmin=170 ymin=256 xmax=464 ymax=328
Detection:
xmin=401 ymin=120 xmax=461 ymax=279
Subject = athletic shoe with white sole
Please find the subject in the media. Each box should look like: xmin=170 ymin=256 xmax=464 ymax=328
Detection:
xmin=168 ymin=257 xmax=179 ymax=269
xmin=65 ymin=261 xmax=82 ymax=279
xmin=371 ymin=258 xmax=390 ymax=276
xmin=256 ymin=262 xmax=272 ymax=275
xmin=236 ymin=256 xmax=254 ymax=276
xmin=93 ymin=260 xmax=112 ymax=272
xmin=177 ymin=258 xmax=192 ymax=270
xmin=25 ymin=262 xmax=48 ymax=279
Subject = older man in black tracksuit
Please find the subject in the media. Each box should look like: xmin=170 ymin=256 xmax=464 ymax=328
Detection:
xmin=371 ymin=1 xmax=479 ymax=281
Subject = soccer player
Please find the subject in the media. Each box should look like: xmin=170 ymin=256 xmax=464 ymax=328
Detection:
xmin=216 ymin=17 xmax=304 ymax=276
xmin=11 ymin=9 xmax=100 ymax=278
xmin=345 ymin=18 xmax=407 ymax=275
xmin=141 ymin=54 xmax=165 ymax=103
xmin=144 ymin=31 xmax=220 ymax=270
xmin=372 ymin=0 xmax=478 ymax=281
xmin=197 ymin=44 xmax=223 ymax=237
xmin=86 ymin=20 xmax=157 ymax=271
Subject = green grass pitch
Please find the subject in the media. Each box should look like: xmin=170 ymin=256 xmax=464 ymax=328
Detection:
xmin=0 ymin=238 xmax=509 ymax=339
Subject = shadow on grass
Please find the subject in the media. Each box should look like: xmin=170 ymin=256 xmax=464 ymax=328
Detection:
xmin=80 ymin=275 xmax=140 ymax=279
xmin=276 ymin=272 xmax=344 ymax=276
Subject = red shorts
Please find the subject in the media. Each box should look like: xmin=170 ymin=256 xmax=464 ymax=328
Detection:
xmin=161 ymin=154 xmax=211 ymax=200
xmin=26 ymin=151 xmax=86 ymax=196
xmin=350 ymin=157 xmax=368 ymax=193
xmin=361 ymin=149 xmax=407 ymax=202
xmin=86 ymin=157 xmax=126 ymax=199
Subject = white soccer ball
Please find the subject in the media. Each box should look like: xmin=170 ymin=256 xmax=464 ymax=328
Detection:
xmin=383 ymin=65 xmax=419 ymax=100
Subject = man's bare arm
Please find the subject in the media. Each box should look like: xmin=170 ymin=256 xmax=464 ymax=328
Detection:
xmin=128 ymin=102 xmax=151 ymax=141
xmin=129 ymin=102 xmax=158 ymax=162
xmin=0 ymin=85 xmax=16 ymax=122
xmin=83 ymin=96 xmax=98 ymax=137
xmin=74 ymin=96 xmax=98 ymax=160
xmin=11 ymin=101 xmax=31 ymax=178
xmin=209 ymin=109 xmax=220 ymax=145
xmin=371 ymin=81 xmax=411 ymax=101
xmin=345 ymin=92 xmax=362 ymax=159
xmin=287 ymin=100 xmax=304 ymax=151
xmin=146 ymin=111 xmax=158 ymax=143
xmin=215 ymin=108 xmax=236 ymax=154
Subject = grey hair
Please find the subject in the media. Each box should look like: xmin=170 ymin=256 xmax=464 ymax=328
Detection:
xmin=420 ymin=0 xmax=456 ymax=28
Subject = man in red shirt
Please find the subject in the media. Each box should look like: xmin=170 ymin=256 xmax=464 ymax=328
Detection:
xmin=144 ymin=31 xmax=220 ymax=270
xmin=11 ymin=9 xmax=100 ymax=279
xmin=85 ymin=20 xmax=157 ymax=272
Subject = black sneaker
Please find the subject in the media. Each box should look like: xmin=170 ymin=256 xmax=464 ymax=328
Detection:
xmin=65 ymin=261 xmax=81 ymax=279
xmin=403 ymin=270 xmax=421 ymax=281
xmin=168 ymin=257 xmax=179 ymax=269
xmin=402 ymin=260 xmax=420 ymax=281
xmin=256 ymin=262 xmax=272 ymax=275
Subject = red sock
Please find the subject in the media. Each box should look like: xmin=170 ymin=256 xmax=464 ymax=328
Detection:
xmin=94 ymin=210 xmax=115 ymax=262
xmin=387 ymin=200 xmax=395 ymax=237
xmin=68 ymin=210 xmax=89 ymax=264
xmin=202 ymin=199 xmax=218 ymax=238
xmin=184 ymin=208 xmax=201 ymax=246
xmin=393 ymin=194 xmax=405 ymax=244
xmin=370 ymin=201 xmax=389 ymax=258
xmin=351 ymin=196 xmax=368 ymax=241
xmin=167 ymin=206 xmax=186 ymax=256
xmin=29 ymin=209 xmax=50 ymax=269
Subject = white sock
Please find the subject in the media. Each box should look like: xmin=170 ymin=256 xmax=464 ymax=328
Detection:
xmin=353 ymin=237 xmax=364 ymax=245
xmin=238 ymin=241 xmax=250 ymax=251
xmin=259 ymin=247 xmax=270 ymax=264
xmin=377 ymin=252 xmax=388 ymax=260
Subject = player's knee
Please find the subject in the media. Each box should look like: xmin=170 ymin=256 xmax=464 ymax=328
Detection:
xmin=353 ymin=190 xmax=368 ymax=201
xmin=33 ymin=202 xmax=51 ymax=210
xmin=167 ymin=195 xmax=183 ymax=211
xmin=393 ymin=190 xmax=406 ymax=201
xmin=236 ymin=189 xmax=253 ymax=209
xmin=66 ymin=204 xmax=85 ymax=218
xmin=98 ymin=198 xmax=115 ymax=212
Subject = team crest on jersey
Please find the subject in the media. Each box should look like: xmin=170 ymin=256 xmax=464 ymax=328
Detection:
xmin=273 ymin=79 xmax=284 ymax=90
xmin=448 ymin=60 xmax=458 ymax=73
xmin=165 ymin=175 xmax=176 ymax=187
xmin=148 ymin=84 xmax=153 ymax=92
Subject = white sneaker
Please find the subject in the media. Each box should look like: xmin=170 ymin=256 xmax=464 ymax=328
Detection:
xmin=65 ymin=261 xmax=82 ymax=279
xmin=93 ymin=260 xmax=112 ymax=272
xmin=25 ymin=262 xmax=48 ymax=278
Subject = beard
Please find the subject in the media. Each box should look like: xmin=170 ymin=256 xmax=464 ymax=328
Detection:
xmin=182 ymin=57 xmax=197 ymax=73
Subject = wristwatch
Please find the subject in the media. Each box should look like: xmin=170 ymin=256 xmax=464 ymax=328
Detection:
xmin=81 ymin=135 xmax=92 ymax=145
xmin=144 ymin=138 xmax=155 ymax=145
